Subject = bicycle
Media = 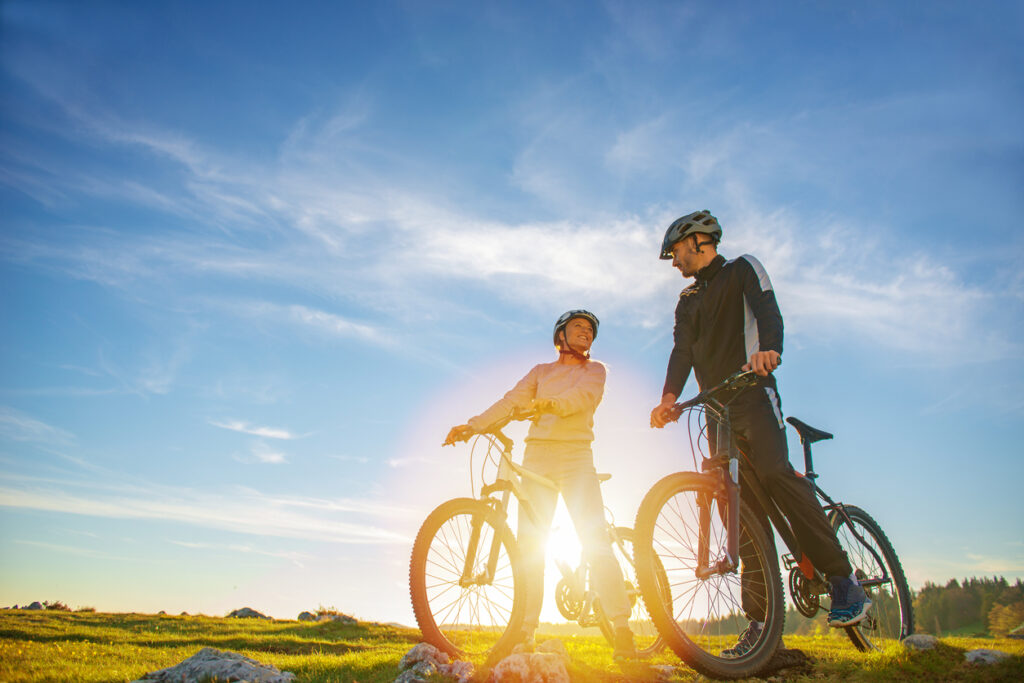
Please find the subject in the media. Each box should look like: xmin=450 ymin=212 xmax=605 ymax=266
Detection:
xmin=633 ymin=370 xmax=914 ymax=679
xmin=409 ymin=409 xmax=665 ymax=666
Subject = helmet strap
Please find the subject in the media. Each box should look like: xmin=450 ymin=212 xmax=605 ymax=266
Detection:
xmin=557 ymin=330 xmax=590 ymax=361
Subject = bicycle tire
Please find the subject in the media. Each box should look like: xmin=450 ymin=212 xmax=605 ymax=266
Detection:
xmin=409 ymin=498 xmax=526 ymax=665
xmin=828 ymin=504 xmax=914 ymax=650
xmin=592 ymin=526 xmax=666 ymax=657
xmin=634 ymin=472 xmax=784 ymax=679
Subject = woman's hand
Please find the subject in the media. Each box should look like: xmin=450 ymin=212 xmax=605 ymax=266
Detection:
xmin=443 ymin=424 xmax=475 ymax=446
xmin=532 ymin=398 xmax=559 ymax=414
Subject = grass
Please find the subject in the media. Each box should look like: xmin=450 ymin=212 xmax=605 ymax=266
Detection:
xmin=1 ymin=610 xmax=1023 ymax=682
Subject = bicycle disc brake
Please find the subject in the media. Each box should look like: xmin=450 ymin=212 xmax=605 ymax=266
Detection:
xmin=789 ymin=568 xmax=821 ymax=618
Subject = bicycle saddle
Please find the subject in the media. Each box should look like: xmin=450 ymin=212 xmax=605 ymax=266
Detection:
xmin=786 ymin=417 xmax=833 ymax=444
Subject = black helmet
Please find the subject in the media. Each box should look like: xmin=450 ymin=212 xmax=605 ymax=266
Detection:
xmin=553 ymin=309 xmax=599 ymax=348
xmin=659 ymin=210 xmax=722 ymax=259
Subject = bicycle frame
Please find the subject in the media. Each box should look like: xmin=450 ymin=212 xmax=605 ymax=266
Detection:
xmin=461 ymin=420 xmax=629 ymax=628
xmin=692 ymin=382 xmax=892 ymax=598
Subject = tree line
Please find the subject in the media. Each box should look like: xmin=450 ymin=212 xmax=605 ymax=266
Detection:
xmin=914 ymin=576 xmax=1024 ymax=636
xmin=778 ymin=575 xmax=1024 ymax=637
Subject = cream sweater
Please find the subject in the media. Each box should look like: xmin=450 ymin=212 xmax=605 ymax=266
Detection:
xmin=467 ymin=360 xmax=606 ymax=443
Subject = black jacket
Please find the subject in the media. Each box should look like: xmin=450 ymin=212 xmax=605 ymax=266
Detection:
xmin=663 ymin=253 xmax=784 ymax=398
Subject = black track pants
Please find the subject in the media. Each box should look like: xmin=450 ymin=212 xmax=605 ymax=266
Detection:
xmin=715 ymin=387 xmax=852 ymax=621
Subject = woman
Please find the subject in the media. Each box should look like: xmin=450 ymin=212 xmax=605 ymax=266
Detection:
xmin=444 ymin=309 xmax=636 ymax=660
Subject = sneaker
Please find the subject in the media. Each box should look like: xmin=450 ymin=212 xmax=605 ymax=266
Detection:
xmin=721 ymin=621 xmax=762 ymax=658
xmin=827 ymin=575 xmax=872 ymax=627
xmin=612 ymin=627 xmax=637 ymax=661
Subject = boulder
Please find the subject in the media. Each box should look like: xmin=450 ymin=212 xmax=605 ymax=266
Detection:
xmin=227 ymin=607 xmax=270 ymax=619
xmin=297 ymin=611 xmax=316 ymax=622
xmin=396 ymin=643 xmax=473 ymax=683
xmin=26 ymin=602 xmax=43 ymax=610
xmin=399 ymin=642 xmax=448 ymax=669
xmin=964 ymin=648 xmax=1011 ymax=665
xmin=132 ymin=646 xmax=294 ymax=682
xmin=535 ymin=639 xmax=569 ymax=659
xmin=489 ymin=651 xmax=570 ymax=683
xmin=317 ymin=612 xmax=357 ymax=625
xmin=902 ymin=634 xmax=939 ymax=651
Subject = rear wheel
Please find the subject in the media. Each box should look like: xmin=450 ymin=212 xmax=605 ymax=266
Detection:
xmin=829 ymin=505 xmax=913 ymax=650
xmin=634 ymin=472 xmax=784 ymax=679
xmin=593 ymin=526 xmax=666 ymax=657
xmin=409 ymin=498 xmax=526 ymax=665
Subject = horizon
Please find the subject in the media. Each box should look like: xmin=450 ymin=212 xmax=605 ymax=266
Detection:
xmin=1 ymin=1 xmax=1022 ymax=624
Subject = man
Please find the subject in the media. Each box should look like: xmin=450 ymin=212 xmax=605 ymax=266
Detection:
xmin=446 ymin=310 xmax=637 ymax=661
xmin=649 ymin=210 xmax=869 ymax=657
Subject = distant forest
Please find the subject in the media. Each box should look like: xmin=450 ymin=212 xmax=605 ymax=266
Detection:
xmin=781 ymin=575 xmax=1024 ymax=637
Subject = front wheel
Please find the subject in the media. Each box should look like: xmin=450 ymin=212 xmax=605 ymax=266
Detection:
xmin=409 ymin=498 xmax=526 ymax=665
xmin=634 ymin=472 xmax=785 ymax=679
xmin=593 ymin=526 xmax=665 ymax=657
xmin=829 ymin=504 xmax=914 ymax=650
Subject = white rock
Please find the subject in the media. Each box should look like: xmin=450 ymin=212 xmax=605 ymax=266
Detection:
xmin=965 ymin=648 xmax=1010 ymax=665
xmin=399 ymin=642 xmax=449 ymax=670
xmin=490 ymin=652 xmax=570 ymax=683
xmin=902 ymin=634 xmax=939 ymax=651
xmin=132 ymin=646 xmax=293 ymax=682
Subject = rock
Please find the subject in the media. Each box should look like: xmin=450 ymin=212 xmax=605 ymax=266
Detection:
xmin=535 ymin=639 xmax=569 ymax=659
xmin=444 ymin=660 xmax=473 ymax=682
xmin=396 ymin=643 xmax=473 ymax=683
xmin=902 ymin=634 xmax=939 ymax=651
xmin=297 ymin=611 xmax=316 ymax=621
xmin=965 ymin=648 xmax=1011 ymax=665
xmin=132 ymin=646 xmax=294 ymax=682
xmin=489 ymin=651 xmax=570 ymax=683
xmin=227 ymin=607 xmax=270 ymax=619
xmin=317 ymin=612 xmax=357 ymax=625
xmin=399 ymin=642 xmax=449 ymax=670
xmin=26 ymin=602 xmax=43 ymax=610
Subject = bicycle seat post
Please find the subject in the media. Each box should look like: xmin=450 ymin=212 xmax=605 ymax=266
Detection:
xmin=801 ymin=439 xmax=818 ymax=481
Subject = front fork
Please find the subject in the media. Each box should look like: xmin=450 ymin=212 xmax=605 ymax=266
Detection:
xmin=459 ymin=489 xmax=511 ymax=587
xmin=695 ymin=405 xmax=740 ymax=579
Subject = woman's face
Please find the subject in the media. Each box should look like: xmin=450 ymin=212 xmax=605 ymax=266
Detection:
xmin=562 ymin=318 xmax=594 ymax=352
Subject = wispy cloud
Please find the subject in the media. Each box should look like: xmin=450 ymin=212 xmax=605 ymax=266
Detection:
xmin=2 ymin=51 xmax=1019 ymax=368
xmin=209 ymin=419 xmax=299 ymax=440
xmin=0 ymin=483 xmax=410 ymax=545
xmin=0 ymin=407 xmax=74 ymax=445
xmin=168 ymin=540 xmax=312 ymax=567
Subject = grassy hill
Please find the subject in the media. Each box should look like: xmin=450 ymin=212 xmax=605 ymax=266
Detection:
xmin=1 ymin=609 xmax=1023 ymax=682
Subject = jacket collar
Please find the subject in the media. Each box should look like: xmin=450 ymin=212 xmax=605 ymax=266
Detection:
xmin=695 ymin=254 xmax=726 ymax=284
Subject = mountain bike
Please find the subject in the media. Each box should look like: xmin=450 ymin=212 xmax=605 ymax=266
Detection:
xmin=409 ymin=410 xmax=665 ymax=666
xmin=633 ymin=370 xmax=913 ymax=679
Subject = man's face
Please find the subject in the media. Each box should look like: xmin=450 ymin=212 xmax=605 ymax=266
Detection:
xmin=562 ymin=318 xmax=594 ymax=352
xmin=670 ymin=235 xmax=702 ymax=277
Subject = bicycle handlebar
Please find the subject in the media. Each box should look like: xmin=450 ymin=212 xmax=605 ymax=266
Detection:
xmin=675 ymin=369 xmax=761 ymax=412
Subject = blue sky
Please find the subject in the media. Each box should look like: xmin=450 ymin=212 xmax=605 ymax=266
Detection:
xmin=1 ymin=1 xmax=1022 ymax=624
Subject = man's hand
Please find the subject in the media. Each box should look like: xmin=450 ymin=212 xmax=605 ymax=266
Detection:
xmin=650 ymin=394 xmax=680 ymax=429
xmin=742 ymin=350 xmax=781 ymax=377
xmin=443 ymin=424 xmax=474 ymax=446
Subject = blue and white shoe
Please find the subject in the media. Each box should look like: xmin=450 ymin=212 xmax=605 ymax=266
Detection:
xmin=828 ymin=575 xmax=872 ymax=627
